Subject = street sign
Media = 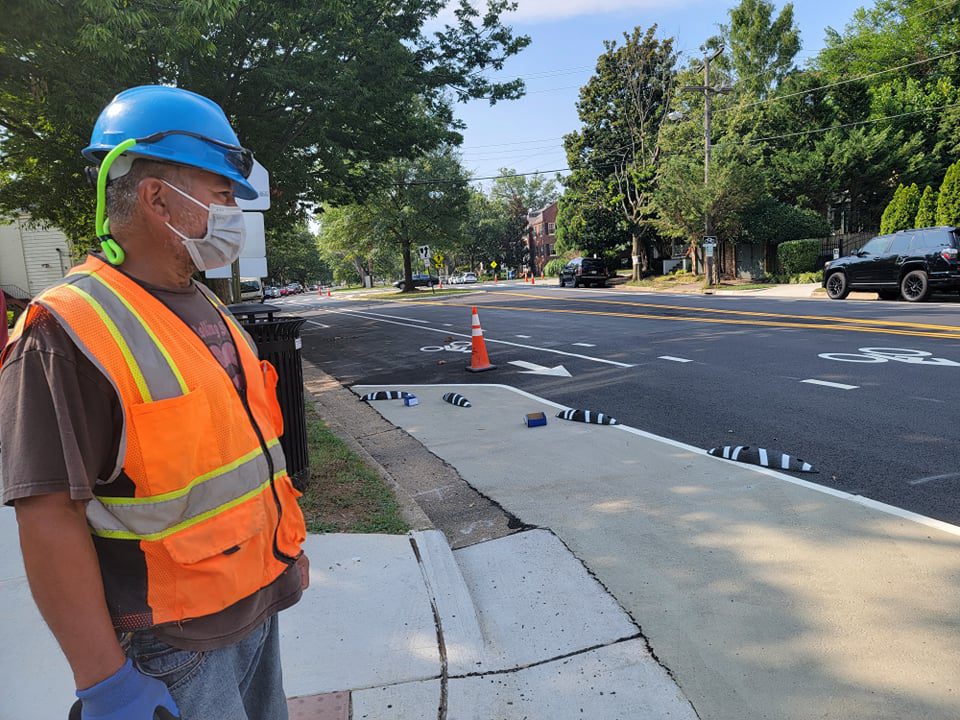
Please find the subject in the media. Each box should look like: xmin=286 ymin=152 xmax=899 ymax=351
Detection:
xmin=703 ymin=236 xmax=717 ymax=247
xmin=236 ymin=161 xmax=270 ymax=211
xmin=432 ymin=252 xmax=444 ymax=268
xmin=490 ymin=260 xmax=498 ymax=269
xmin=418 ymin=245 xmax=430 ymax=261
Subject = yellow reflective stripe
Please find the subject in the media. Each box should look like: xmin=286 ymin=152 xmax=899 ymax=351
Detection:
xmin=74 ymin=270 xmax=189 ymax=395
xmin=62 ymin=284 xmax=151 ymax=403
xmin=97 ymin=438 xmax=280 ymax=507
xmin=91 ymin=471 xmax=284 ymax=541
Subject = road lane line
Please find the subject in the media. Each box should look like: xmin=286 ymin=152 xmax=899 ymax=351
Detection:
xmin=321 ymin=309 xmax=635 ymax=368
xmin=494 ymin=290 xmax=960 ymax=335
xmin=305 ymin=320 xmax=331 ymax=329
xmin=908 ymin=472 xmax=960 ymax=486
xmin=516 ymin=334 xmax=532 ymax=339
xmin=801 ymin=379 xmax=860 ymax=390
xmin=348 ymin=310 xmax=431 ymax=323
xmin=355 ymin=382 xmax=960 ymax=538
xmin=380 ymin=299 xmax=960 ymax=340
xmin=572 ymin=342 xmax=596 ymax=347
xmin=658 ymin=356 xmax=693 ymax=363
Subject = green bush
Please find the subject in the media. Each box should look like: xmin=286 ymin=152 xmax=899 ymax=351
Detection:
xmin=937 ymin=160 xmax=960 ymax=226
xmin=880 ymin=183 xmax=921 ymax=234
xmin=915 ymin=185 xmax=938 ymax=227
xmin=543 ymin=257 xmax=567 ymax=277
xmin=777 ymin=239 xmax=821 ymax=275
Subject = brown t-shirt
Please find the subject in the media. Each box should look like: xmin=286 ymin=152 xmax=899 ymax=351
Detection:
xmin=0 ymin=269 xmax=305 ymax=651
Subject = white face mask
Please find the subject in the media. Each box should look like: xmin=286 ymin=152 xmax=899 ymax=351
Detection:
xmin=162 ymin=180 xmax=246 ymax=272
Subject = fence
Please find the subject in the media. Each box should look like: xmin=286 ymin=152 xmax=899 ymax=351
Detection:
xmin=818 ymin=232 xmax=873 ymax=263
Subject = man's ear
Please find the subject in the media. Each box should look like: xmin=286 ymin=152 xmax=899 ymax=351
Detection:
xmin=138 ymin=177 xmax=173 ymax=223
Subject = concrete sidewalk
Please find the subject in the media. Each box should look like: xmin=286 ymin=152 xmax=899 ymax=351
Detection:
xmin=0 ymin=509 xmax=695 ymax=719
xmin=356 ymin=383 xmax=960 ymax=720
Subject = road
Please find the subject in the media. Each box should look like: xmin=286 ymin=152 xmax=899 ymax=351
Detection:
xmin=276 ymin=282 xmax=960 ymax=525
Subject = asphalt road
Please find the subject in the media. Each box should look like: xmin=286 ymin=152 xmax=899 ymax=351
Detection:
xmin=277 ymin=282 xmax=960 ymax=525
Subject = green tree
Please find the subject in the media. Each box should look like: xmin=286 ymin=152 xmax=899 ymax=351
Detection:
xmin=718 ymin=0 xmax=801 ymax=98
xmin=0 ymin=0 xmax=529 ymax=245
xmin=915 ymin=185 xmax=938 ymax=227
xmin=266 ymin=225 xmax=328 ymax=285
xmin=489 ymin=169 xmax=560 ymax=272
xmin=563 ymin=26 xmax=677 ymax=279
xmin=374 ymin=148 xmax=470 ymax=291
xmin=316 ymin=204 xmax=401 ymax=286
xmin=880 ymin=183 xmax=921 ymax=233
xmin=937 ymin=161 xmax=960 ymax=226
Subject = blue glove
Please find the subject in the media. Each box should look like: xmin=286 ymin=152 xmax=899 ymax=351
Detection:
xmin=75 ymin=658 xmax=180 ymax=720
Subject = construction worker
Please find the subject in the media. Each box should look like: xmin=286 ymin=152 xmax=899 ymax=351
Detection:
xmin=0 ymin=86 xmax=308 ymax=719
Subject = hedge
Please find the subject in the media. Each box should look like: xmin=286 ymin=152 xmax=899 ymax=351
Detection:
xmin=777 ymin=239 xmax=821 ymax=275
xmin=544 ymin=257 xmax=567 ymax=277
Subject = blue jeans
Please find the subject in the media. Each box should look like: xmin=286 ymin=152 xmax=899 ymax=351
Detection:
xmin=126 ymin=614 xmax=288 ymax=720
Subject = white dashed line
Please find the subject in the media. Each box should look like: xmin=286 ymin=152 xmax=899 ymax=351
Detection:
xmin=801 ymin=379 xmax=859 ymax=390
xmin=516 ymin=334 xmax=532 ymax=339
xmin=572 ymin=343 xmax=596 ymax=347
xmin=658 ymin=356 xmax=693 ymax=363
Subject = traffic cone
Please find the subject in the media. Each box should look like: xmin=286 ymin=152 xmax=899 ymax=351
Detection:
xmin=466 ymin=306 xmax=496 ymax=373
xmin=531 ymin=275 xmax=535 ymax=285
xmin=327 ymin=289 xmax=332 ymax=297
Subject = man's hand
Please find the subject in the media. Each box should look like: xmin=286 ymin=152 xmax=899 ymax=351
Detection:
xmin=74 ymin=658 xmax=180 ymax=719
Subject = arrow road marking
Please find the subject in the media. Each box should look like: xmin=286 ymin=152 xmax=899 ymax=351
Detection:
xmin=508 ymin=360 xmax=573 ymax=377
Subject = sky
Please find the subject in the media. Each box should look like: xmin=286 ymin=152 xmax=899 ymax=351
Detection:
xmin=450 ymin=0 xmax=869 ymax=187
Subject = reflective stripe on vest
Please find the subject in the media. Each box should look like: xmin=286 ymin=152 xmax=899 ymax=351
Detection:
xmin=87 ymin=440 xmax=287 ymax=540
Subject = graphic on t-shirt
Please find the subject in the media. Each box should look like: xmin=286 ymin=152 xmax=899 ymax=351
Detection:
xmin=194 ymin=318 xmax=244 ymax=392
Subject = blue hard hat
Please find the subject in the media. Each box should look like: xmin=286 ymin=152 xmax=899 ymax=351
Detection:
xmin=83 ymin=85 xmax=258 ymax=200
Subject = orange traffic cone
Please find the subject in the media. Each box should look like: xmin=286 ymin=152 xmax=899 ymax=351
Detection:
xmin=531 ymin=275 xmax=535 ymax=285
xmin=327 ymin=289 xmax=332 ymax=297
xmin=466 ymin=306 xmax=496 ymax=373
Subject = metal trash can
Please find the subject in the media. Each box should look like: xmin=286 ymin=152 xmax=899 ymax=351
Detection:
xmin=229 ymin=303 xmax=309 ymax=490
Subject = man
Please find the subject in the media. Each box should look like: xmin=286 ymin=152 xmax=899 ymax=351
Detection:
xmin=0 ymin=86 xmax=307 ymax=719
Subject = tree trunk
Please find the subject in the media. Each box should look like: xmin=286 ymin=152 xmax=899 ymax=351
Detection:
xmin=631 ymin=234 xmax=641 ymax=281
xmin=204 ymin=278 xmax=234 ymax=304
xmin=401 ymin=239 xmax=415 ymax=292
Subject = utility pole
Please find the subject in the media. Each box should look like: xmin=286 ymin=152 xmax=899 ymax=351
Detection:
xmin=682 ymin=45 xmax=729 ymax=286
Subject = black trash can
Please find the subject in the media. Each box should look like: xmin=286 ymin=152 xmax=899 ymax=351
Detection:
xmin=229 ymin=303 xmax=310 ymax=491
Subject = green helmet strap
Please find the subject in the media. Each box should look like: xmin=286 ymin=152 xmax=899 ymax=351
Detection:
xmin=96 ymin=138 xmax=137 ymax=266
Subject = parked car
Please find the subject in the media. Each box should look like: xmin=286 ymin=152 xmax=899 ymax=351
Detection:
xmin=823 ymin=226 xmax=960 ymax=302
xmin=559 ymin=257 xmax=609 ymax=288
xmin=448 ymin=273 xmax=462 ymax=285
xmin=460 ymin=272 xmax=478 ymax=284
xmin=263 ymin=285 xmax=280 ymax=299
xmin=393 ymin=273 xmax=437 ymax=290
xmin=284 ymin=282 xmax=303 ymax=294
xmin=239 ymin=277 xmax=264 ymax=303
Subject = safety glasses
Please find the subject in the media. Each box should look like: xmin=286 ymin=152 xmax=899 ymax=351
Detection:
xmin=135 ymin=129 xmax=255 ymax=178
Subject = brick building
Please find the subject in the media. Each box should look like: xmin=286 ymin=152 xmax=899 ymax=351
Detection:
xmin=524 ymin=201 xmax=558 ymax=276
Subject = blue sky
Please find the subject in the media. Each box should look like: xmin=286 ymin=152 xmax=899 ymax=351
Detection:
xmin=451 ymin=0 xmax=869 ymax=184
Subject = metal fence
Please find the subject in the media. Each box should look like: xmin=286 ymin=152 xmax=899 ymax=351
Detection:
xmin=818 ymin=232 xmax=874 ymax=261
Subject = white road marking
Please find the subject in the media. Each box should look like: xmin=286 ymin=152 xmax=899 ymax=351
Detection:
xmin=508 ymin=360 xmax=572 ymax=377
xmin=349 ymin=310 xmax=431 ymax=323
xmin=322 ymin=308 xmax=634 ymax=368
xmin=356 ymin=382 xmax=960 ymax=539
xmin=305 ymin=320 xmax=331 ymax=329
xmin=443 ymin=324 xmax=454 ymax=327
xmin=572 ymin=342 xmax=596 ymax=347
xmin=516 ymin=334 xmax=532 ymax=339
xmin=908 ymin=472 xmax=960 ymax=486
xmin=658 ymin=356 xmax=693 ymax=363
xmin=801 ymin=379 xmax=859 ymax=390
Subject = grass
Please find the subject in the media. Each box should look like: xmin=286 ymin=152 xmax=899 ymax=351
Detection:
xmin=361 ymin=287 xmax=478 ymax=300
xmin=298 ymin=402 xmax=409 ymax=535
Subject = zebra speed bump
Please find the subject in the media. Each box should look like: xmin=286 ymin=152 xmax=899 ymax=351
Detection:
xmin=556 ymin=409 xmax=618 ymax=426
xmin=707 ymin=445 xmax=816 ymax=473
xmin=442 ymin=392 xmax=472 ymax=408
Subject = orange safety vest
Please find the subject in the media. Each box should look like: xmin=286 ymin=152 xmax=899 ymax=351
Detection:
xmin=3 ymin=256 xmax=306 ymax=630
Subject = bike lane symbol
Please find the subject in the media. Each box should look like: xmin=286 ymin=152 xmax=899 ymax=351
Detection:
xmin=818 ymin=347 xmax=960 ymax=366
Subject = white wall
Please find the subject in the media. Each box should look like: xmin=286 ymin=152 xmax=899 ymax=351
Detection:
xmin=0 ymin=216 xmax=71 ymax=297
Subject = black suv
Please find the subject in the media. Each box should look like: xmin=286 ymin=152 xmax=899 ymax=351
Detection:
xmin=559 ymin=257 xmax=609 ymax=288
xmin=823 ymin=226 xmax=960 ymax=302
xmin=393 ymin=273 xmax=438 ymax=290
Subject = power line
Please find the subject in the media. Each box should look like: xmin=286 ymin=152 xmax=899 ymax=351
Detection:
xmin=410 ymin=99 xmax=960 ymax=185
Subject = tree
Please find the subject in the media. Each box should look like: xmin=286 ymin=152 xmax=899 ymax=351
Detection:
xmin=937 ymin=161 xmax=960 ymax=226
xmin=739 ymin=195 xmax=831 ymax=246
xmin=489 ymin=169 xmax=560 ymax=272
xmin=563 ymin=26 xmax=677 ymax=280
xmin=880 ymin=183 xmax=921 ymax=234
xmin=266 ymin=225 xmax=328 ymax=285
xmin=0 ymin=0 xmax=529 ymax=245
xmin=316 ymin=204 xmax=401 ymax=286
xmin=374 ymin=148 xmax=470 ymax=291
xmin=719 ymin=0 xmax=801 ymax=99
xmin=915 ymin=185 xmax=938 ymax=227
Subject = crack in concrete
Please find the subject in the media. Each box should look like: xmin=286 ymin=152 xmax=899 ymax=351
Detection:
xmin=409 ymin=536 xmax=449 ymax=720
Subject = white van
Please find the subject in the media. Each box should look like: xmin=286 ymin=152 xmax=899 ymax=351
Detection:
xmin=239 ymin=277 xmax=264 ymax=303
